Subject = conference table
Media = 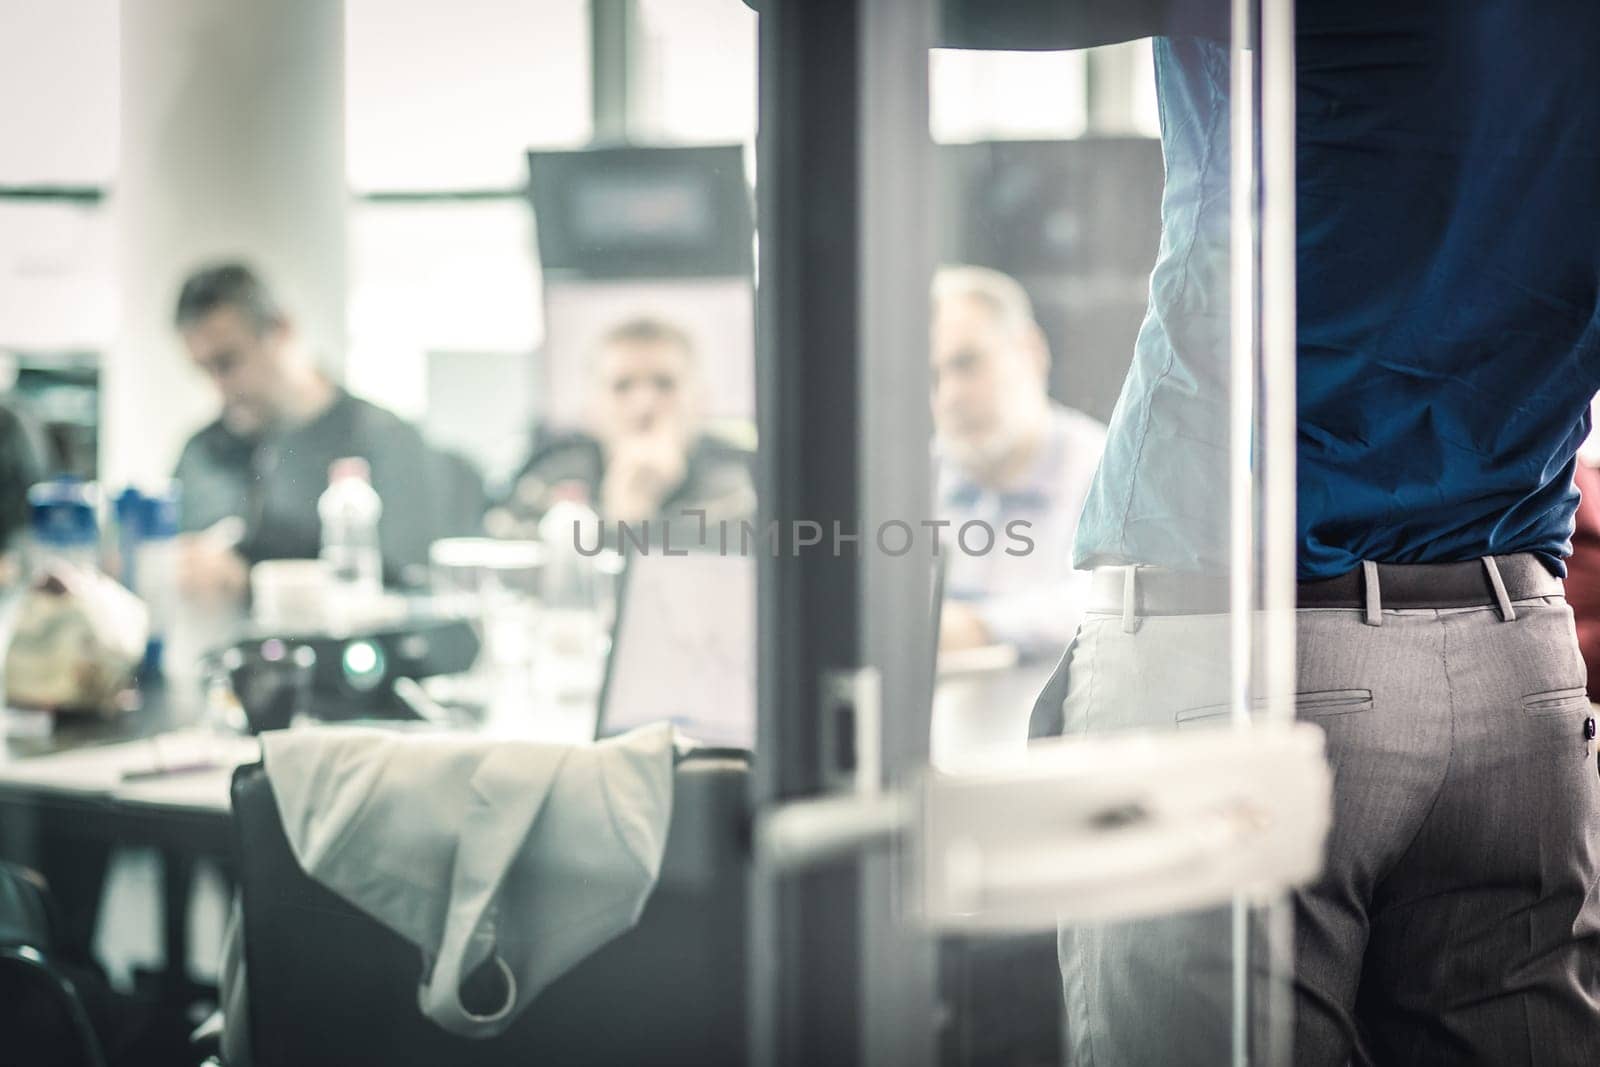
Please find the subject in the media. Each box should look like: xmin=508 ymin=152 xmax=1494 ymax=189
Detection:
xmin=0 ymin=681 xmax=249 ymax=1012
xmin=0 ymin=608 xmax=1041 ymax=1058
xmin=0 ymin=625 xmax=608 ymax=1000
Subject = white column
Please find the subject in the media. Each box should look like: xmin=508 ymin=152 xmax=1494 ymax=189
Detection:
xmin=109 ymin=0 xmax=346 ymax=486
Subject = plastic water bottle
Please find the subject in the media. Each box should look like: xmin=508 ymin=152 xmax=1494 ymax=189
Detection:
xmin=534 ymin=482 xmax=604 ymax=720
xmin=537 ymin=483 xmax=602 ymax=618
xmin=136 ymin=486 xmax=180 ymax=675
xmin=114 ymin=487 xmax=144 ymax=588
xmin=318 ymin=457 xmax=384 ymax=620
xmin=117 ymin=484 xmax=181 ymax=676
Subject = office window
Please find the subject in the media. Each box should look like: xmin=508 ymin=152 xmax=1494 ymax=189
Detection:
xmin=1126 ymin=38 xmax=1161 ymax=138
xmin=930 ymin=48 xmax=1088 ymax=144
xmin=0 ymin=202 xmax=114 ymax=351
xmin=636 ymin=0 xmax=758 ymax=145
xmin=344 ymin=0 xmax=590 ymax=191
xmin=346 ymin=199 xmax=541 ymax=484
xmin=1086 ymin=38 xmax=1162 ymax=137
xmin=0 ymin=0 xmax=119 ymax=186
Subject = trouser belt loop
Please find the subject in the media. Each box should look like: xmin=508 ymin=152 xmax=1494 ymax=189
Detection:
xmin=1122 ymin=565 xmax=1140 ymax=634
xmin=1362 ymin=561 xmax=1382 ymax=626
xmin=1482 ymin=555 xmax=1517 ymax=622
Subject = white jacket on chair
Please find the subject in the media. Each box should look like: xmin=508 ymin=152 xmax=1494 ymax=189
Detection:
xmin=221 ymin=720 xmax=675 ymax=1058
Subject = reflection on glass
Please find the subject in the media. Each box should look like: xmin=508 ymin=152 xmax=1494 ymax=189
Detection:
xmin=924 ymin=8 xmax=1296 ymax=1061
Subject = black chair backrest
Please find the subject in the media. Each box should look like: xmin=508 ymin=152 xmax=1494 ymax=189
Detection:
xmin=232 ymin=751 xmax=750 ymax=1067
xmin=0 ymin=949 xmax=108 ymax=1067
xmin=0 ymin=862 xmax=106 ymax=1067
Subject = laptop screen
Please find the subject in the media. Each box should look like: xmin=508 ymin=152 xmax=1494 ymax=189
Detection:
xmin=596 ymin=551 xmax=756 ymax=750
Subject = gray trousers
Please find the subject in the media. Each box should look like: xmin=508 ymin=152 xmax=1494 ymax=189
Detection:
xmin=1049 ymin=589 xmax=1600 ymax=1065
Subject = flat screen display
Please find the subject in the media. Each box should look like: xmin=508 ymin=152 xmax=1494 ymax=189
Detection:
xmin=569 ymin=172 xmax=717 ymax=248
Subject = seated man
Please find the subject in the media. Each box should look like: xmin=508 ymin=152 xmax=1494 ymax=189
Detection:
xmin=498 ymin=316 xmax=754 ymax=532
xmin=172 ymin=261 xmax=482 ymax=601
xmin=931 ymin=266 xmax=1105 ymax=659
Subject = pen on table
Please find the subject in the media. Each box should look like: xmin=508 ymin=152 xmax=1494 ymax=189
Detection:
xmin=121 ymin=759 xmax=227 ymax=782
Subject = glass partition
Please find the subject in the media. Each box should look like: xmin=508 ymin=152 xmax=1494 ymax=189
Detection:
xmin=915 ymin=2 xmax=1303 ymax=1063
xmin=0 ymin=1 xmax=1306 ymax=1064
xmin=752 ymin=0 xmax=1305 ymax=1064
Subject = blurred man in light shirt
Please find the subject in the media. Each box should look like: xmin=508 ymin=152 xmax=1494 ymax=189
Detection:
xmin=931 ymin=266 xmax=1105 ymax=659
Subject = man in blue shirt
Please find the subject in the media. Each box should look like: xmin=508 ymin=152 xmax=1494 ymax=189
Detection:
xmin=1037 ymin=3 xmax=1600 ymax=1064
xmin=931 ymin=266 xmax=1106 ymax=660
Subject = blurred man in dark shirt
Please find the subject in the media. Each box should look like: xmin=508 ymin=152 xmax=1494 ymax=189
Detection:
xmin=0 ymin=402 xmax=43 ymax=586
xmin=497 ymin=317 xmax=753 ymax=534
xmin=172 ymin=262 xmax=482 ymax=601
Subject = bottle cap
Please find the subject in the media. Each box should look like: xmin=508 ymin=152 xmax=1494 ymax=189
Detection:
xmin=115 ymin=487 xmax=144 ymax=522
xmin=113 ymin=483 xmax=181 ymax=539
xmin=328 ymin=457 xmax=372 ymax=484
xmin=29 ymin=479 xmax=99 ymax=547
xmin=138 ymin=483 xmax=182 ymax=539
xmin=550 ymin=479 xmax=591 ymax=504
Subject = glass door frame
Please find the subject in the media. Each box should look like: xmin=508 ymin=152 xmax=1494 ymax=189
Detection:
xmin=751 ymin=0 xmax=940 ymax=1063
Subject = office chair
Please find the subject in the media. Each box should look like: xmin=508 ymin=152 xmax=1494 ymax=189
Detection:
xmin=221 ymin=750 xmax=750 ymax=1067
xmin=0 ymin=862 xmax=108 ymax=1067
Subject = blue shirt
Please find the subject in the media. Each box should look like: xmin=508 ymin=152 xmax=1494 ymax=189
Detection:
xmin=1075 ymin=5 xmax=1600 ymax=580
xmin=937 ymin=404 xmax=1105 ymax=658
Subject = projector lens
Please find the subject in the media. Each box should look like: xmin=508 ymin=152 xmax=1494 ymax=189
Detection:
xmin=342 ymin=640 xmax=386 ymax=691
